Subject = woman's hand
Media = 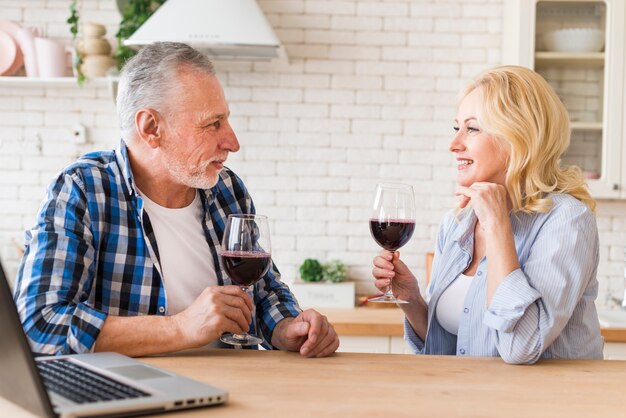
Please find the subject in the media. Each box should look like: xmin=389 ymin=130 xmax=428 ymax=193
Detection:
xmin=372 ymin=250 xmax=420 ymax=302
xmin=455 ymin=182 xmax=510 ymax=231
xmin=455 ymin=181 xmax=520 ymax=305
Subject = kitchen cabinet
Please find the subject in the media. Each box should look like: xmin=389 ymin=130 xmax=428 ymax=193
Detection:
xmin=503 ymin=0 xmax=626 ymax=198
xmin=336 ymin=336 xmax=413 ymax=354
xmin=603 ymin=342 xmax=626 ymax=360
xmin=340 ymin=336 xmax=626 ymax=359
xmin=321 ymin=307 xmax=626 ymax=358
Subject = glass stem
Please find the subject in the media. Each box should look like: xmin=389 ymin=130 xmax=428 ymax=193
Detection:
xmin=385 ymin=250 xmax=396 ymax=296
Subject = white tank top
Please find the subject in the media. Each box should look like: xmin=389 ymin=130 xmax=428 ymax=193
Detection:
xmin=139 ymin=190 xmax=217 ymax=315
xmin=435 ymin=273 xmax=473 ymax=335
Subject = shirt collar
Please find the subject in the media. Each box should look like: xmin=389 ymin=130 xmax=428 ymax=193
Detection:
xmin=115 ymin=139 xmax=139 ymax=199
xmin=452 ymin=207 xmax=477 ymax=255
xmin=115 ymin=138 xmax=222 ymax=205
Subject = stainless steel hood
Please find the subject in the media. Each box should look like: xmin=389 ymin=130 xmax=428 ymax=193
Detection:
xmin=123 ymin=0 xmax=286 ymax=61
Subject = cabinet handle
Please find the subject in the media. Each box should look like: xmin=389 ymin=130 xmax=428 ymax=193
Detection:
xmin=612 ymin=184 xmax=619 ymax=191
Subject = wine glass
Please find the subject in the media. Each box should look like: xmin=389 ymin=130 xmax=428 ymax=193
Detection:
xmin=219 ymin=214 xmax=272 ymax=346
xmin=369 ymin=183 xmax=416 ymax=304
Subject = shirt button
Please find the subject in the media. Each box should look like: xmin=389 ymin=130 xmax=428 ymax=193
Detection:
xmin=463 ymin=308 xmax=469 ymax=313
xmin=460 ymin=349 xmax=466 ymax=355
xmin=477 ymin=271 xmax=482 ymax=276
xmin=158 ymin=306 xmax=165 ymax=314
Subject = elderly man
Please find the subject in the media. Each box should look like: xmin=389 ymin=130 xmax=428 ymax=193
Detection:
xmin=14 ymin=42 xmax=339 ymax=358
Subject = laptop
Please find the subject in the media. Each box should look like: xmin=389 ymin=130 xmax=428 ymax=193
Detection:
xmin=0 ymin=260 xmax=228 ymax=417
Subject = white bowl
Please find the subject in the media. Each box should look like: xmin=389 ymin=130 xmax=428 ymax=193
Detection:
xmin=542 ymin=28 xmax=605 ymax=53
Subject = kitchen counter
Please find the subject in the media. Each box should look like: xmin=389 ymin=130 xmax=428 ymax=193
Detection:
xmin=3 ymin=349 xmax=625 ymax=417
xmin=317 ymin=306 xmax=626 ymax=342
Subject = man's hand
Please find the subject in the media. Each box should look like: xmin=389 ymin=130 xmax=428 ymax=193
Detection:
xmin=271 ymin=309 xmax=339 ymax=358
xmin=173 ymin=285 xmax=253 ymax=348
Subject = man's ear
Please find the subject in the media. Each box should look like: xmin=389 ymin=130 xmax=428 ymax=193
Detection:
xmin=135 ymin=109 xmax=163 ymax=149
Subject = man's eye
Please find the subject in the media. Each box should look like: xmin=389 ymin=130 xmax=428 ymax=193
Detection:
xmin=205 ymin=121 xmax=221 ymax=130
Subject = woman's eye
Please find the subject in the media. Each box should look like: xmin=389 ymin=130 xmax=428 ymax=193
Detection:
xmin=453 ymin=127 xmax=460 ymax=132
xmin=467 ymin=126 xmax=479 ymax=133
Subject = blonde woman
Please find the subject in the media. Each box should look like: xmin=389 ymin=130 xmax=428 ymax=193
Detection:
xmin=372 ymin=65 xmax=603 ymax=364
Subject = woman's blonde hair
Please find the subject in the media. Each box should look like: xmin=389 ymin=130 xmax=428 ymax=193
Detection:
xmin=461 ymin=65 xmax=596 ymax=213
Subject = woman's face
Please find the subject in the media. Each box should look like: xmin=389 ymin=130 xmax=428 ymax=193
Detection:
xmin=449 ymin=88 xmax=510 ymax=187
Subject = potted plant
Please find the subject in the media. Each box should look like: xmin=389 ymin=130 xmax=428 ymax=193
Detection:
xmin=67 ymin=0 xmax=165 ymax=84
xmin=114 ymin=0 xmax=166 ymax=70
xmin=291 ymin=259 xmax=355 ymax=309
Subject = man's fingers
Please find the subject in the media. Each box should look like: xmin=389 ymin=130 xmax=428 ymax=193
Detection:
xmin=302 ymin=322 xmax=334 ymax=357
xmin=222 ymin=317 xmax=249 ymax=336
xmin=221 ymin=304 xmax=252 ymax=332
xmin=219 ymin=294 xmax=253 ymax=324
xmin=302 ymin=324 xmax=338 ymax=358
xmin=305 ymin=312 xmax=324 ymax=344
xmin=314 ymin=333 xmax=340 ymax=358
xmin=215 ymin=286 xmax=254 ymax=311
xmin=290 ymin=320 xmax=309 ymax=337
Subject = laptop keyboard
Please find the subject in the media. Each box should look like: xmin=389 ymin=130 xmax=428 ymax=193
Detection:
xmin=37 ymin=359 xmax=151 ymax=404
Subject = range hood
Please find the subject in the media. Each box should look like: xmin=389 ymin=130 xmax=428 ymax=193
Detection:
xmin=123 ymin=0 xmax=286 ymax=61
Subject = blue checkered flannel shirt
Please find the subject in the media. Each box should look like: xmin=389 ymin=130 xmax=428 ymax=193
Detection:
xmin=14 ymin=140 xmax=301 ymax=355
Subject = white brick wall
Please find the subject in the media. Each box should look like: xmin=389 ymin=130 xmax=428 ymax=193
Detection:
xmin=1 ymin=0 xmax=625 ymax=306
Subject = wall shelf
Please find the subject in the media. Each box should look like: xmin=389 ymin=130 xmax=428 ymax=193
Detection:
xmin=571 ymin=121 xmax=603 ymax=130
xmin=0 ymin=75 xmax=120 ymax=102
xmin=0 ymin=76 xmax=117 ymax=88
xmin=534 ymin=52 xmax=605 ymax=68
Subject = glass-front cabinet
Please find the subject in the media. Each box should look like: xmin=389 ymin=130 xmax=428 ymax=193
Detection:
xmin=503 ymin=0 xmax=626 ymax=199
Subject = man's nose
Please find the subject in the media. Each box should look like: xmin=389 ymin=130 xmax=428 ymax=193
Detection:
xmin=221 ymin=122 xmax=240 ymax=152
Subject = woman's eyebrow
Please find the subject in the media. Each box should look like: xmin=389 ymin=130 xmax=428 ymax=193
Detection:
xmin=453 ymin=117 xmax=477 ymax=124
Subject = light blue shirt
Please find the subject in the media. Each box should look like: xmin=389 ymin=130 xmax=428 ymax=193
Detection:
xmin=405 ymin=194 xmax=604 ymax=364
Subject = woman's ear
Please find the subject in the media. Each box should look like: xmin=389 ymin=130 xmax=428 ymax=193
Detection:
xmin=134 ymin=108 xmax=162 ymax=149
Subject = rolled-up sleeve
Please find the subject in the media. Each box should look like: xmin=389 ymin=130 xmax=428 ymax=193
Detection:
xmin=483 ymin=203 xmax=598 ymax=364
xmin=237 ymin=185 xmax=301 ymax=349
xmin=404 ymin=318 xmax=426 ymax=353
xmin=255 ymin=265 xmax=302 ymax=349
xmin=14 ymin=172 xmax=106 ymax=355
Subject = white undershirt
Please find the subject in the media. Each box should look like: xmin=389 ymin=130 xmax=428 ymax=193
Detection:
xmin=139 ymin=190 xmax=217 ymax=316
xmin=435 ymin=273 xmax=474 ymax=335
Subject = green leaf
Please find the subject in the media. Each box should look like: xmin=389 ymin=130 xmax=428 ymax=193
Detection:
xmin=299 ymin=259 xmax=324 ymax=282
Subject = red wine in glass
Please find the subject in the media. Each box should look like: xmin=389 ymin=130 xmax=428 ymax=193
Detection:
xmin=221 ymin=251 xmax=272 ymax=286
xmin=369 ymin=219 xmax=416 ymax=251
xmin=369 ymin=183 xmax=416 ymax=304
xmin=219 ymin=214 xmax=272 ymax=346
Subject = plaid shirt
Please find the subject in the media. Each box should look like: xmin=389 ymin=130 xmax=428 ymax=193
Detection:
xmin=14 ymin=140 xmax=301 ymax=355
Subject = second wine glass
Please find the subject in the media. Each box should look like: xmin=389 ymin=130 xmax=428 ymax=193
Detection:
xmin=369 ymin=183 xmax=416 ymax=304
xmin=219 ymin=214 xmax=272 ymax=346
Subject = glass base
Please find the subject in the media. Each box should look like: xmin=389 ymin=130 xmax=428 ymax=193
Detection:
xmin=368 ymin=294 xmax=409 ymax=304
xmin=220 ymin=332 xmax=264 ymax=346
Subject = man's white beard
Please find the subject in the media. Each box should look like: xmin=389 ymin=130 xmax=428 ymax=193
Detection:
xmin=164 ymin=154 xmax=220 ymax=190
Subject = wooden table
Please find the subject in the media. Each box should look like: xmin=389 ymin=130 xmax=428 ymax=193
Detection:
xmin=318 ymin=306 xmax=626 ymax=342
xmin=2 ymin=349 xmax=625 ymax=417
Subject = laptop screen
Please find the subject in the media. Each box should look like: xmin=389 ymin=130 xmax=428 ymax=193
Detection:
xmin=0 ymin=261 xmax=55 ymax=418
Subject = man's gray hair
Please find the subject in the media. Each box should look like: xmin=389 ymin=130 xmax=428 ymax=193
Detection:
xmin=116 ymin=42 xmax=215 ymax=137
